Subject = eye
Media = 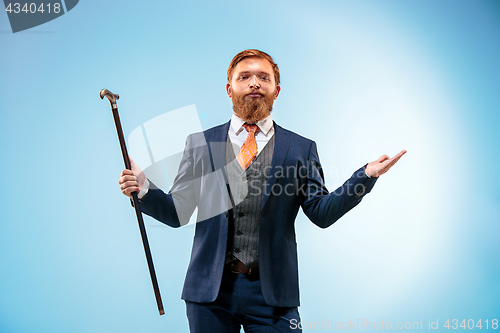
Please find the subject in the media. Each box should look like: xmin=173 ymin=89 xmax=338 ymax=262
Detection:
xmin=239 ymin=76 xmax=248 ymax=80
xmin=260 ymin=76 xmax=270 ymax=81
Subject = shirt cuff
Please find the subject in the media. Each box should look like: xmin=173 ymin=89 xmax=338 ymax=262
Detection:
xmin=138 ymin=178 xmax=150 ymax=200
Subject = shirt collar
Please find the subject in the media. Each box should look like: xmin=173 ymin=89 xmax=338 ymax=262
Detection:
xmin=230 ymin=113 xmax=274 ymax=136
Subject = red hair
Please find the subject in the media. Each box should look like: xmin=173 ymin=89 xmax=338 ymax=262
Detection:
xmin=227 ymin=49 xmax=280 ymax=85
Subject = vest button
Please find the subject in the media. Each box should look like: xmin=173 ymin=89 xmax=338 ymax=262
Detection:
xmin=234 ymin=248 xmax=241 ymax=253
xmin=236 ymin=231 xmax=243 ymax=236
xmin=238 ymin=212 xmax=245 ymax=217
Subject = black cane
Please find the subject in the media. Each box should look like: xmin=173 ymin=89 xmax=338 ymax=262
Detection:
xmin=100 ymin=89 xmax=165 ymax=316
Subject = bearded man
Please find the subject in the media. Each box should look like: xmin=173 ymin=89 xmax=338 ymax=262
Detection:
xmin=119 ymin=49 xmax=406 ymax=332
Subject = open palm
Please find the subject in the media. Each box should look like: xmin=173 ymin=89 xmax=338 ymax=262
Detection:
xmin=365 ymin=150 xmax=407 ymax=178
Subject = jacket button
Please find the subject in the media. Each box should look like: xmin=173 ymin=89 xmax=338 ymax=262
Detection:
xmin=236 ymin=231 xmax=243 ymax=236
xmin=234 ymin=248 xmax=241 ymax=253
xmin=238 ymin=212 xmax=245 ymax=217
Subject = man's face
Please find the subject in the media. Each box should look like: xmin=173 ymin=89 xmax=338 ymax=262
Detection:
xmin=226 ymin=57 xmax=281 ymax=124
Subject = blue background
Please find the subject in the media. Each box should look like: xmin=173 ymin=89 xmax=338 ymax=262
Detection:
xmin=1 ymin=0 xmax=499 ymax=331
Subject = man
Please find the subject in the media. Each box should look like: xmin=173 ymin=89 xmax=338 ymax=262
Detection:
xmin=119 ymin=49 xmax=406 ymax=332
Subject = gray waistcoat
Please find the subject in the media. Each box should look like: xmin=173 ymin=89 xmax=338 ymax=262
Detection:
xmin=225 ymin=134 xmax=275 ymax=268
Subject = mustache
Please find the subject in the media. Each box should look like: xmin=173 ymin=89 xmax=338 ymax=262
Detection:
xmin=244 ymin=91 xmax=264 ymax=97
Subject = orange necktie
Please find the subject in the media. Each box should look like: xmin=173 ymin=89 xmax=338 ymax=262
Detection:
xmin=237 ymin=124 xmax=259 ymax=170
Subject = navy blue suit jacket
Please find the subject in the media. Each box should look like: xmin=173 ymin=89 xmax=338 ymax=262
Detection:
xmin=139 ymin=120 xmax=377 ymax=307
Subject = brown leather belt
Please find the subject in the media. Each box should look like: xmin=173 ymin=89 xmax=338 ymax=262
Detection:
xmin=230 ymin=259 xmax=258 ymax=276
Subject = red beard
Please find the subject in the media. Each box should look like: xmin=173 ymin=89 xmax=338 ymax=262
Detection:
xmin=231 ymin=89 xmax=276 ymax=124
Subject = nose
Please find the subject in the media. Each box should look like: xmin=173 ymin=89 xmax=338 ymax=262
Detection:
xmin=249 ymin=76 xmax=260 ymax=89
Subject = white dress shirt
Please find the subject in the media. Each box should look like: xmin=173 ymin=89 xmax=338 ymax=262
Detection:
xmin=228 ymin=113 xmax=275 ymax=155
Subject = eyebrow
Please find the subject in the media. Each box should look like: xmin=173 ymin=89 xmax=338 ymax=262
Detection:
xmin=237 ymin=71 xmax=271 ymax=76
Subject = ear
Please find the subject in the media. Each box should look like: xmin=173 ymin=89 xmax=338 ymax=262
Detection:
xmin=274 ymin=85 xmax=281 ymax=100
xmin=226 ymin=83 xmax=232 ymax=98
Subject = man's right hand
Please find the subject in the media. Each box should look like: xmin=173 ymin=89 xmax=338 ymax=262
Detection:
xmin=118 ymin=157 xmax=146 ymax=198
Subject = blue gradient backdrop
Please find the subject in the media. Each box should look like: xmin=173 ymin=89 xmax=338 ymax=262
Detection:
xmin=1 ymin=1 xmax=499 ymax=332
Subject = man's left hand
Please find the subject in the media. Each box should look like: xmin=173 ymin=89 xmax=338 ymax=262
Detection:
xmin=365 ymin=150 xmax=407 ymax=178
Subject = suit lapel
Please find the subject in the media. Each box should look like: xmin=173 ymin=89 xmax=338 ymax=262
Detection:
xmin=261 ymin=122 xmax=290 ymax=211
xmin=207 ymin=120 xmax=230 ymax=192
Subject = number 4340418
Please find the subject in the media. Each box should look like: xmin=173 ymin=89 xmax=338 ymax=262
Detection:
xmin=5 ymin=3 xmax=62 ymax=14
xmin=444 ymin=319 xmax=498 ymax=330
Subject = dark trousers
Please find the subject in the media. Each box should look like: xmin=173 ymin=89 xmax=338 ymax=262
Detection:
xmin=185 ymin=266 xmax=302 ymax=332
